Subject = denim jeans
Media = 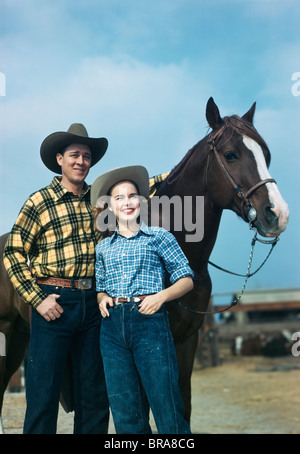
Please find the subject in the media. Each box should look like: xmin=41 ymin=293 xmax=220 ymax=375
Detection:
xmin=23 ymin=285 xmax=109 ymax=434
xmin=100 ymin=302 xmax=191 ymax=434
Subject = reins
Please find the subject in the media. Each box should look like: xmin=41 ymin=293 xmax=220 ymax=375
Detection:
xmin=177 ymin=224 xmax=279 ymax=315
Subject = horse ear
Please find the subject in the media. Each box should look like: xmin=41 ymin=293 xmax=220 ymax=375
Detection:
xmin=206 ymin=97 xmax=224 ymax=130
xmin=242 ymin=102 xmax=256 ymax=124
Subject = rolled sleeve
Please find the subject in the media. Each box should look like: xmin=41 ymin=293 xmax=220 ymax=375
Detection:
xmin=168 ymin=264 xmax=194 ymax=284
xmin=157 ymin=230 xmax=194 ymax=284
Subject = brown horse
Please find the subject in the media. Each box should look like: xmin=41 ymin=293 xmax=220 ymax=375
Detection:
xmin=0 ymin=233 xmax=30 ymax=433
xmin=151 ymin=97 xmax=289 ymax=422
xmin=0 ymin=97 xmax=289 ymax=431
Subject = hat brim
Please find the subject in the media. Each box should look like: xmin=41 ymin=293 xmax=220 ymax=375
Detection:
xmin=40 ymin=131 xmax=108 ymax=174
xmin=91 ymin=165 xmax=149 ymax=207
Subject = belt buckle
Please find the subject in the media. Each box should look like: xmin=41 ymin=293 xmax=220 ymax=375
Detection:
xmin=115 ymin=297 xmax=126 ymax=305
xmin=78 ymin=278 xmax=92 ymax=290
xmin=115 ymin=297 xmax=131 ymax=305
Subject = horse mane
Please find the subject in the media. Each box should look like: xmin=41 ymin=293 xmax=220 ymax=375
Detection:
xmin=165 ymin=114 xmax=271 ymax=186
xmin=166 ymin=141 xmax=204 ymax=185
xmin=223 ymin=115 xmax=269 ymax=148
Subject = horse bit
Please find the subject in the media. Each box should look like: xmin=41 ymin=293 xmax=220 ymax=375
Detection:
xmin=177 ymin=128 xmax=280 ymax=315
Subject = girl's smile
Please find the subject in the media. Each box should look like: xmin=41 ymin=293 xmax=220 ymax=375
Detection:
xmin=110 ymin=181 xmax=141 ymax=235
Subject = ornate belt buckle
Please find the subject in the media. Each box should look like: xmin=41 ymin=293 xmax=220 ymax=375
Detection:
xmin=78 ymin=278 xmax=92 ymax=289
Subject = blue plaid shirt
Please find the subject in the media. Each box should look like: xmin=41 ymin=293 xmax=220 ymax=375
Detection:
xmin=95 ymin=222 xmax=193 ymax=297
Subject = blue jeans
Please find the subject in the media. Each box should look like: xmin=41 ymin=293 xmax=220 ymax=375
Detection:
xmin=23 ymin=285 xmax=109 ymax=434
xmin=100 ymin=302 xmax=191 ymax=434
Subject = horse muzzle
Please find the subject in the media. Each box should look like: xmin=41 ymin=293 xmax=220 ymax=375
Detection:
xmin=251 ymin=203 xmax=289 ymax=237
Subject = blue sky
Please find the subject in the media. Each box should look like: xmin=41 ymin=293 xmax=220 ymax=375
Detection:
xmin=1 ymin=0 xmax=299 ymax=304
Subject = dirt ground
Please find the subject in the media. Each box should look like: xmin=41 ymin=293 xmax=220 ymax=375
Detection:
xmin=2 ymin=354 xmax=300 ymax=434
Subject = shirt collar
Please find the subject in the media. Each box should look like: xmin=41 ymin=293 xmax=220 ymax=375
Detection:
xmin=50 ymin=176 xmax=90 ymax=201
xmin=109 ymin=221 xmax=153 ymax=243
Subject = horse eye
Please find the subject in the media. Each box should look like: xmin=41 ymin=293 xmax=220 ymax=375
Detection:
xmin=225 ymin=151 xmax=237 ymax=162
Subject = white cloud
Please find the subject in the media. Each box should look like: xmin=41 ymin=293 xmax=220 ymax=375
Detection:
xmin=1 ymin=0 xmax=299 ymax=294
xmin=0 ymin=54 xmax=214 ymax=232
xmin=1 ymin=55 xmax=213 ymax=165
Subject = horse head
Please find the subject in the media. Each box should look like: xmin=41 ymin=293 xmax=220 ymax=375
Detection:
xmin=205 ymin=97 xmax=289 ymax=237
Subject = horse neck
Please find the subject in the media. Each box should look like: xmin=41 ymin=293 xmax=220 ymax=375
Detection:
xmin=157 ymin=137 xmax=223 ymax=271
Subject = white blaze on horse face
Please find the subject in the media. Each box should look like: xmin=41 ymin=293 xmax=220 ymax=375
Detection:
xmin=242 ymin=136 xmax=289 ymax=234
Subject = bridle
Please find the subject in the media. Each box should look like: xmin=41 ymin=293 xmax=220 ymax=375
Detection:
xmin=207 ymin=124 xmax=276 ymax=223
xmin=177 ymin=120 xmax=280 ymax=316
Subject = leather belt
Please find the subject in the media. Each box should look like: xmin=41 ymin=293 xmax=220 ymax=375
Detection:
xmin=112 ymin=295 xmax=150 ymax=305
xmin=37 ymin=277 xmax=94 ymax=290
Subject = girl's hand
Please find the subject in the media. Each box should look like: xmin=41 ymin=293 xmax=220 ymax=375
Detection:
xmin=98 ymin=294 xmax=114 ymax=317
xmin=138 ymin=293 xmax=164 ymax=315
xmin=138 ymin=276 xmax=194 ymax=315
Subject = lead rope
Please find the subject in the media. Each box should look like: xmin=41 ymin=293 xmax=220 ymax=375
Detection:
xmin=177 ymin=224 xmax=279 ymax=315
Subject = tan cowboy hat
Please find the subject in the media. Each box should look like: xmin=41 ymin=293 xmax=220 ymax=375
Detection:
xmin=40 ymin=123 xmax=108 ymax=174
xmin=91 ymin=165 xmax=149 ymax=207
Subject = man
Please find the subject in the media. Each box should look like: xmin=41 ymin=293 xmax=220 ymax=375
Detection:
xmin=3 ymin=123 xmax=110 ymax=434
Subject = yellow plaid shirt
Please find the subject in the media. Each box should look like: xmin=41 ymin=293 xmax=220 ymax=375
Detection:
xmin=4 ymin=173 xmax=169 ymax=308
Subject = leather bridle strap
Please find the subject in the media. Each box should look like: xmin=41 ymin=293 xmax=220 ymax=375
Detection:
xmin=207 ymin=134 xmax=276 ymax=221
xmin=241 ymin=178 xmax=276 ymax=217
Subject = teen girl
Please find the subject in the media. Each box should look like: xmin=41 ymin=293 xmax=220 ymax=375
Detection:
xmin=92 ymin=165 xmax=193 ymax=434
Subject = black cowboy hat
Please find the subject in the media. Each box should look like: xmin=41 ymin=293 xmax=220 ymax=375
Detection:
xmin=40 ymin=123 xmax=108 ymax=174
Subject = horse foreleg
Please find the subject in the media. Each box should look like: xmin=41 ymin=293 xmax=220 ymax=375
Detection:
xmin=0 ymin=327 xmax=8 ymax=435
xmin=174 ymin=330 xmax=199 ymax=425
xmin=0 ymin=316 xmax=29 ymax=432
xmin=0 ymin=321 xmax=9 ymax=418
xmin=5 ymin=316 xmax=29 ymax=390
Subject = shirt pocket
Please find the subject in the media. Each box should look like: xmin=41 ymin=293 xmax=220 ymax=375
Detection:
xmin=136 ymin=242 xmax=161 ymax=269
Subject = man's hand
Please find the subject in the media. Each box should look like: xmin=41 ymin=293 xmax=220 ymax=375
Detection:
xmin=36 ymin=294 xmax=63 ymax=322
